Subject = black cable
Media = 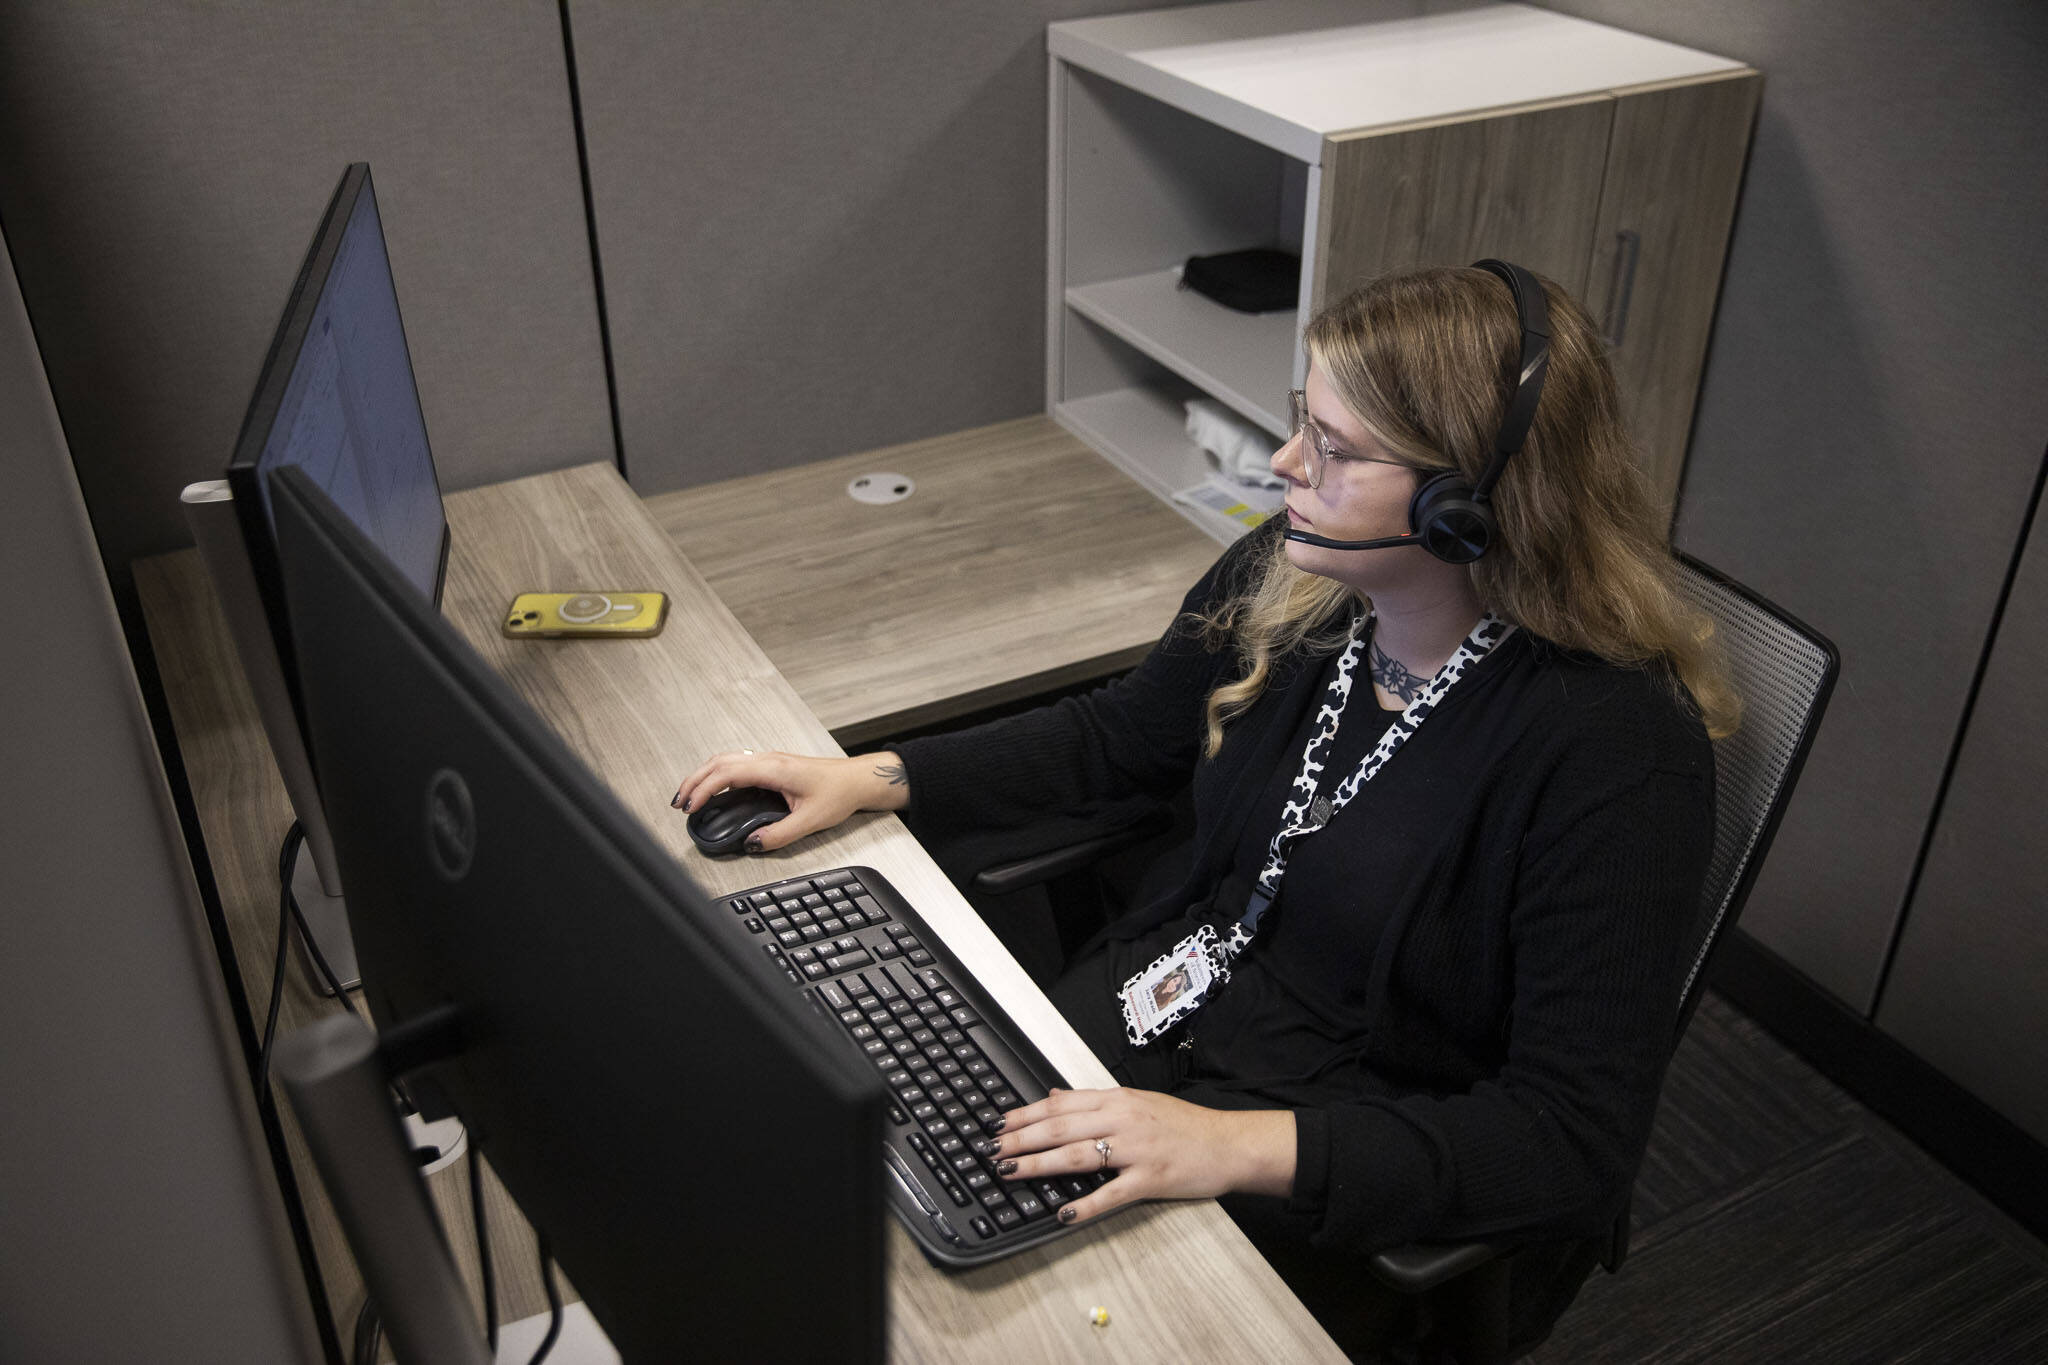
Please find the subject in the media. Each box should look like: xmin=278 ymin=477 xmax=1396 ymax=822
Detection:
xmin=351 ymin=1297 xmax=382 ymax=1365
xmin=284 ymin=845 xmax=360 ymax=1020
xmin=257 ymin=822 xmax=307 ymax=1109
xmin=470 ymin=1150 xmax=498 ymax=1353
xmin=528 ymin=1233 xmax=562 ymax=1365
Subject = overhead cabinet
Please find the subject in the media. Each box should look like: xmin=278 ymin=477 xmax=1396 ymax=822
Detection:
xmin=1047 ymin=1 xmax=1759 ymax=535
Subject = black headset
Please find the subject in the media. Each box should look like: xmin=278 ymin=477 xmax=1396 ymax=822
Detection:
xmin=1283 ymin=257 xmax=1551 ymax=564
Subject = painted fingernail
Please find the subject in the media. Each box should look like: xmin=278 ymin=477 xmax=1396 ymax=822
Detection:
xmin=1058 ymin=1206 xmax=1078 ymax=1224
xmin=672 ymin=789 xmax=684 ymax=809
xmin=745 ymin=834 xmax=763 ymax=853
xmin=973 ymin=1138 xmax=996 ymax=1157
xmin=996 ymin=1159 xmax=1018 ymax=1177
xmin=988 ymin=1118 xmax=1006 ymax=1133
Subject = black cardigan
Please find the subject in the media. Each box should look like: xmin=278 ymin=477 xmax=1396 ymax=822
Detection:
xmin=896 ymin=517 xmax=1714 ymax=1257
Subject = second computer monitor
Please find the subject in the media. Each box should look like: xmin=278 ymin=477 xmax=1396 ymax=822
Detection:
xmin=268 ymin=463 xmax=886 ymax=1360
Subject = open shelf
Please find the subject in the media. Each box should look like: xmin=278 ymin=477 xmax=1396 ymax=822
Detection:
xmin=1051 ymin=384 xmax=1248 ymax=546
xmin=1064 ymin=271 xmax=1295 ymax=439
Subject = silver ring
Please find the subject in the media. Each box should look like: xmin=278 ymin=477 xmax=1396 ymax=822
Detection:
xmin=1095 ymin=1137 xmax=1112 ymax=1169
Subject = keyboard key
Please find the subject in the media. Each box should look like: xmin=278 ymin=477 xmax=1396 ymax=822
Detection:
xmin=950 ymin=1151 xmax=978 ymax=1174
xmin=790 ymin=946 xmax=816 ymax=965
xmin=907 ymin=949 xmax=935 ymax=967
xmin=869 ymin=972 xmax=900 ymax=1002
xmin=964 ymin=1059 xmax=992 ymax=1078
xmin=879 ymin=1023 xmax=905 ymax=1042
xmin=943 ymin=1181 xmax=972 ymax=1207
xmin=912 ymin=1102 xmax=937 ymax=1123
xmin=833 ymin=935 xmax=863 ymax=956
xmin=965 ymin=1169 xmax=992 ymax=1192
xmin=915 ymin=1068 xmax=941 ymax=1088
xmin=940 ymin=1101 xmax=968 ymax=1123
xmin=784 ymin=969 xmax=802 ymax=985
xmin=936 ymin=1059 xmax=962 ymax=1077
xmin=801 ymin=893 xmax=825 ymax=911
xmin=825 ymin=948 xmax=873 ymax=973
xmin=839 ymin=909 xmax=867 ymax=929
xmin=854 ymin=894 xmax=887 ymax=920
xmin=748 ymin=891 xmax=775 ymax=909
xmin=777 ymin=928 xmax=803 ymax=949
xmin=990 ymin=1089 xmax=1020 ymax=1110
xmin=813 ymin=869 xmax=855 ymax=889
xmin=743 ymin=917 xmax=765 ymax=934
xmin=916 ymin=969 xmax=949 ymax=993
xmin=849 ymin=1024 xmax=875 ymax=1042
xmin=799 ymin=924 xmax=827 ymax=943
xmin=887 ymin=1105 xmax=909 ymax=1126
xmin=887 ymin=922 xmax=915 ymax=941
xmin=911 ymin=1027 xmax=938 ymax=1046
xmin=950 ymin=1006 xmax=983 ymax=1028
xmin=972 ymin=1216 xmax=996 ymax=1240
xmin=817 ymin=916 xmax=845 ymax=936
xmin=937 ymin=1134 xmax=964 ymax=1156
xmin=1013 ymin=1190 xmax=1047 ymax=1220
xmin=789 ymin=910 xmax=816 ymax=928
xmin=873 ymin=939 xmax=902 ymax=960
xmin=932 ymin=989 xmax=962 ymax=1010
xmin=991 ymin=1205 xmax=1022 ymax=1230
xmin=1037 ymin=1181 xmax=1065 ymax=1208
xmin=801 ymin=961 xmax=829 ymax=980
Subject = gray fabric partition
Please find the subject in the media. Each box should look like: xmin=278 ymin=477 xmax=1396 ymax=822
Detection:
xmin=1876 ymin=474 xmax=2048 ymax=1146
xmin=564 ymin=0 xmax=1193 ymax=494
xmin=0 ymin=227 xmax=319 ymax=1364
xmin=1534 ymin=0 xmax=2048 ymax=1012
xmin=0 ymin=1 xmax=614 ymax=586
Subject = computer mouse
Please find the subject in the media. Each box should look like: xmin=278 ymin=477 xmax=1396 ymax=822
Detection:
xmin=685 ymin=785 xmax=791 ymax=857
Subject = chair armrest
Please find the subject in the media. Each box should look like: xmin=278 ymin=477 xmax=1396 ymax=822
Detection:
xmin=968 ymin=807 xmax=1176 ymax=896
xmin=1367 ymin=1239 xmax=1506 ymax=1294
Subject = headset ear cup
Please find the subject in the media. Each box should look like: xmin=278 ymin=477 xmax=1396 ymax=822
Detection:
xmin=1410 ymin=471 xmax=1496 ymax=564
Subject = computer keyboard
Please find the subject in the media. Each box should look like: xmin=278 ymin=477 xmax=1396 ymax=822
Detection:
xmin=720 ymin=865 xmax=1112 ymax=1266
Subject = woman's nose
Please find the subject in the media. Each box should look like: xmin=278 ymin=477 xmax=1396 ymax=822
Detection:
xmin=1273 ymin=430 xmax=1308 ymax=486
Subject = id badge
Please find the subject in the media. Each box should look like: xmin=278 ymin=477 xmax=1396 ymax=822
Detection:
xmin=1119 ymin=924 xmax=1230 ymax=1047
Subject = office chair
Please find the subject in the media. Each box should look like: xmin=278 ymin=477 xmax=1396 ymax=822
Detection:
xmin=967 ymin=554 xmax=1839 ymax=1363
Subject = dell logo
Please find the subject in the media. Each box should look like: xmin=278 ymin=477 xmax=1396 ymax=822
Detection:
xmin=425 ymin=768 xmax=476 ymax=882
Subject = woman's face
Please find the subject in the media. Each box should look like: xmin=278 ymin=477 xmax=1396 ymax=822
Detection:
xmin=1273 ymin=360 xmax=1429 ymax=592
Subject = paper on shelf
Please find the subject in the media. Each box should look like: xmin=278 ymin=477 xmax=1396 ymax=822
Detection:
xmin=1172 ymin=471 xmax=1285 ymax=539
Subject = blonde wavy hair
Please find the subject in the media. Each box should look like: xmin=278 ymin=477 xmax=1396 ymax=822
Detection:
xmin=1192 ymin=264 xmax=1739 ymax=758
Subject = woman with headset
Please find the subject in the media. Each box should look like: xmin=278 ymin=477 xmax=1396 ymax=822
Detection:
xmin=675 ymin=262 xmax=1735 ymax=1354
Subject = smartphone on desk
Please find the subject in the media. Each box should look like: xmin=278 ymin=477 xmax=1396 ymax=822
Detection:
xmin=502 ymin=591 xmax=669 ymax=638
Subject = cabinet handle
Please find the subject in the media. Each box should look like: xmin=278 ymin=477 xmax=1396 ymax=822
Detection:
xmin=1602 ymin=229 xmax=1641 ymax=349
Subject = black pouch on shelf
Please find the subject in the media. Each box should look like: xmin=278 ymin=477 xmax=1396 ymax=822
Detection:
xmin=1179 ymin=248 xmax=1301 ymax=314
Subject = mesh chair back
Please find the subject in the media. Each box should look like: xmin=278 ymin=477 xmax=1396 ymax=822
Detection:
xmin=1668 ymin=555 xmax=1839 ymax=1041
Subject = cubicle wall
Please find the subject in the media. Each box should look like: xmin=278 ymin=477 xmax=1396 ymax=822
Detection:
xmin=0 ymin=228 xmax=319 ymax=1363
xmin=1529 ymin=2 xmax=2048 ymax=1020
xmin=563 ymin=0 xmax=1193 ymax=492
xmin=0 ymin=1 xmax=614 ymax=589
xmin=1876 ymin=483 xmax=2048 ymax=1148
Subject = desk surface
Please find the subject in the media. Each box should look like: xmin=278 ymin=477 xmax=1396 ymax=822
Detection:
xmin=645 ymin=416 xmax=1224 ymax=746
xmin=138 ymin=461 xmax=1338 ymax=1361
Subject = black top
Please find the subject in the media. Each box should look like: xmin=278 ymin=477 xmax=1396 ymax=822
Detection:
xmin=896 ymin=516 xmax=1715 ymax=1267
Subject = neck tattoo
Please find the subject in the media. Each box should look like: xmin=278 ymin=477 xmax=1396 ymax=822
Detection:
xmin=1369 ymin=637 xmax=1426 ymax=704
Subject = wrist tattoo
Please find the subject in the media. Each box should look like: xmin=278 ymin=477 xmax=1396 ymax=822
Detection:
xmin=1369 ymin=640 xmax=1425 ymax=703
xmin=873 ymin=762 xmax=909 ymax=786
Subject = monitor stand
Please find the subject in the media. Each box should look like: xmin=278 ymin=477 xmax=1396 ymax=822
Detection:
xmin=185 ymin=479 xmax=360 ymax=993
xmin=290 ymin=844 xmax=360 ymax=993
xmin=275 ymin=1010 xmax=491 ymax=1365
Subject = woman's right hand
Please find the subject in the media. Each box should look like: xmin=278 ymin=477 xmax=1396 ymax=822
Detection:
xmin=670 ymin=749 xmax=911 ymax=854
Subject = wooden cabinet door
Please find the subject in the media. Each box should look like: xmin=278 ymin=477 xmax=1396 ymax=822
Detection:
xmin=1312 ymin=95 xmax=1615 ymax=308
xmin=1584 ymin=70 xmax=1762 ymax=516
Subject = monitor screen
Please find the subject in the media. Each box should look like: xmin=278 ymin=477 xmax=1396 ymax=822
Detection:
xmin=227 ymin=163 xmax=449 ymax=699
xmin=266 ymin=464 xmax=886 ymax=1361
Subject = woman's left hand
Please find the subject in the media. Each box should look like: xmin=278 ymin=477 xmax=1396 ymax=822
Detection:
xmin=983 ymin=1087 xmax=1296 ymax=1226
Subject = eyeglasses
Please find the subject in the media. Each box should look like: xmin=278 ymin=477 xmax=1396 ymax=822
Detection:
xmin=1286 ymin=389 xmax=1416 ymax=489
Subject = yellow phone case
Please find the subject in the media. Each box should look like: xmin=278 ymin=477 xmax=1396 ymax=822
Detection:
xmin=502 ymin=591 xmax=669 ymax=638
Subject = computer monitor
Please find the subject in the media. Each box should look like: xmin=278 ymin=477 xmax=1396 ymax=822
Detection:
xmin=185 ymin=162 xmax=450 ymax=986
xmin=266 ymin=464 xmax=886 ymax=1361
xmin=227 ymin=161 xmax=448 ymax=663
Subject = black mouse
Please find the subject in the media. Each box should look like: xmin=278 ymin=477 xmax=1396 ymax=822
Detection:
xmin=685 ymin=785 xmax=791 ymax=857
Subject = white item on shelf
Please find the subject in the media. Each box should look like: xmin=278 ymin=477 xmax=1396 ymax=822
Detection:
xmin=1171 ymin=470 xmax=1285 ymax=541
xmin=1185 ymin=397 xmax=1285 ymax=488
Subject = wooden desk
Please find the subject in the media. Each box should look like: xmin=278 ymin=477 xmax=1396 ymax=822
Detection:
xmin=644 ymin=416 xmax=1224 ymax=745
xmin=137 ymin=462 xmax=1338 ymax=1362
